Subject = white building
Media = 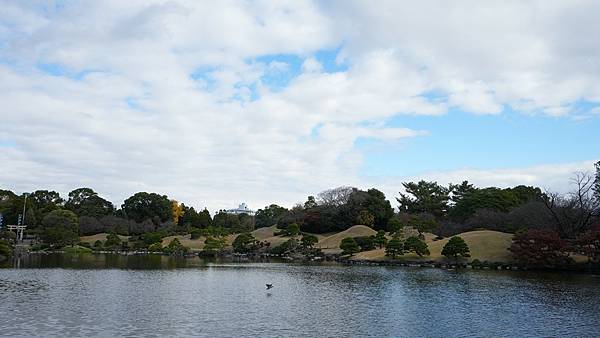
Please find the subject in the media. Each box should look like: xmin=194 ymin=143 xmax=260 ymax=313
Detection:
xmin=225 ymin=203 xmax=255 ymax=216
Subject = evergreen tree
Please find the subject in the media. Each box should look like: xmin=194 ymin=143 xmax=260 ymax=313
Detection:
xmin=441 ymin=236 xmax=470 ymax=259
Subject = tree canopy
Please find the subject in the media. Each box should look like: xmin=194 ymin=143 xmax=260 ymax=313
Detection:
xmin=397 ymin=180 xmax=449 ymax=218
xmin=441 ymin=236 xmax=470 ymax=259
xmin=121 ymin=192 xmax=171 ymax=223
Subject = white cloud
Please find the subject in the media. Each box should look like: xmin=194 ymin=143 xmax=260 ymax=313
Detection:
xmin=0 ymin=1 xmax=598 ymax=211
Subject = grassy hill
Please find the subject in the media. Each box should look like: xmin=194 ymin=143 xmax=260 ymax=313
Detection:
xmin=316 ymin=225 xmax=378 ymax=254
xmin=80 ymin=233 xmax=130 ymax=244
xmin=354 ymin=230 xmax=514 ymax=263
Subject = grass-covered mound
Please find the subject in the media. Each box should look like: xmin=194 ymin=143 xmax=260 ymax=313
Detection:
xmin=353 ymin=230 xmax=514 ymax=263
xmin=80 ymin=233 xmax=130 ymax=244
xmin=316 ymin=225 xmax=378 ymax=253
xmin=63 ymin=245 xmax=93 ymax=254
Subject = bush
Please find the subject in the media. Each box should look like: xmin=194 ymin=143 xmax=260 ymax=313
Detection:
xmin=300 ymin=234 xmax=318 ymax=250
xmin=232 ymin=233 xmax=259 ymax=253
xmin=471 ymin=259 xmax=482 ymax=267
xmin=163 ymin=238 xmax=189 ymax=256
xmin=385 ymin=236 xmax=404 ymax=259
xmin=93 ymin=240 xmax=103 ymax=248
xmin=0 ymin=239 xmax=12 ymax=258
xmin=374 ymin=230 xmax=387 ymax=249
xmin=509 ymin=229 xmax=572 ymax=268
xmin=148 ymin=242 xmax=163 ymax=253
xmin=340 ymin=237 xmax=359 ymax=256
xmin=105 ymin=232 xmax=122 ymax=248
xmin=353 ymin=236 xmax=375 ymax=251
xmin=403 ymin=236 xmax=430 ymax=257
xmin=442 ymin=236 xmax=470 ymax=259
xmin=79 ymin=241 xmax=92 ymax=249
xmin=190 ymin=228 xmax=202 ymax=240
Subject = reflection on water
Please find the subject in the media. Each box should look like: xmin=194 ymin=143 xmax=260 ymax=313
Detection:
xmin=1 ymin=254 xmax=599 ymax=337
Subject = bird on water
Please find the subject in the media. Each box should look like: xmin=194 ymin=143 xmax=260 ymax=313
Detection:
xmin=266 ymin=284 xmax=274 ymax=290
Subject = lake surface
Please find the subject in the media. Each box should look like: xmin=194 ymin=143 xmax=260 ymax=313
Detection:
xmin=1 ymin=254 xmax=599 ymax=337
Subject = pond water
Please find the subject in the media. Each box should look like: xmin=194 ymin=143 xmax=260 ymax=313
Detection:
xmin=1 ymin=254 xmax=599 ymax=337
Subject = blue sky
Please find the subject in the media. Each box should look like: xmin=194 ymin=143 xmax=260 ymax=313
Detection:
xmin=1 ymin=1 xmax=599 ymax=210
xmin=358 ymin=109 xmax=600 ymax=178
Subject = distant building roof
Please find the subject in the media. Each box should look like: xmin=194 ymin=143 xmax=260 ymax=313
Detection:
xmin=225 ymin=203 xmax=255 ymax=216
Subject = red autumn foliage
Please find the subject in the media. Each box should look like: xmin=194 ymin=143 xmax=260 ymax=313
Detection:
xmin=509 ymin=229 xmax=573 ymax=268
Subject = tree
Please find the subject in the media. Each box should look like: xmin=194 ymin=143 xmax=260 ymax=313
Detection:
xmin=441 ymin=236 xmax=470 ymax=259
xmin=594 ymin=161 xmax=600 ymax=202
xmin=41 ymin=209 xmax=79 ymax=247
xmin=397 ymin=181 xmax=449 ymax=218
xmin=197 ymin=208 xmax=212 ymax=228
xmin=356 ymin=210 xmax=375 ymax=227
xmin=543 ymin=172 xmax=600 ymax=238
xmin=374 ymin=230 xmax=387 ymax=249
xmin=575 ymin=228 xmax=600 ymax=264
xmin=449 ymin=181 xmax=476 ymax=204
xmin=407 ymin=214 xmax=437 ymax=236
xmin=509 ymin=229 xmax=572 ymax=268
xmin=340 ymin=237 xmax=359 ymax=256
xmin=404 ymin=236 xmax=430 ymax=257
xmin=163 ymin=238 xmax=189 ymax=256
xmin=387 ymin=217 xmax=404 ymax=233
xmin=300 ymin=233 xmax=318 ymax=250
xmin=30 ymin=190 xmax=64 ymax=225
xmin=255 ymin=204 xmax=288 ymax=228
xmin=449 ymin=187 xmax=520 ymax=221
xmin=285 ymin=223 xmax=300 ymax=237
xmin=0 ymin=239 xmax=12 ymax=259
xmin=121 ymin=192 xmax=171 ymax=223
xmin=203 ymin=236 xmax=226 ymax=255
xmin=385 ymin=236 xmax=404 ymax=259
xmin=353 ymin=236 xmax=375 ymax=251
xmin=317 ymin=186 xmax=354 ymax=206
xmin=304 ymin=196 xmax=318 ymax=209
xmin=105 ymin=232 xmax=122 ymax=248
xmin=232 ymin=233 xmax=259 ymax=253
xmin=79 ymin=216 xmax=104 ymax=235
xmin=171 ymin=200 xmax=184 ymax=224
xmin=347 ymin=188 xmax=394 ymax=230
xmin=66 ymin=188 xmax=114 ymax=218
xmin=148 ymin=242 xmax=163 ymax=252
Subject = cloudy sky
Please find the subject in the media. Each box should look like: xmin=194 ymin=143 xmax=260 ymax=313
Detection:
xmin=1 ymin=0 xmax=599 ymax=211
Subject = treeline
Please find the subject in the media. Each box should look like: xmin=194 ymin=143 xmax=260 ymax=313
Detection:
xmin=1 ymin=161 xmax=599 ymax=269
xmin=0 ymin=188 xmax=253 ymax=248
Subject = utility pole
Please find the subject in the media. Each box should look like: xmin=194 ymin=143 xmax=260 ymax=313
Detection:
xmin=22 ymin=193 xmax=28 ymax=227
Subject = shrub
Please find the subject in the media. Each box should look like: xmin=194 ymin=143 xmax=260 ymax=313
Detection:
xmin=340 ymin=237 xmax=360 ymax=256
xmin=105 ymin=232 xmax=122 ymax=248
xmin=300 ymin=234 xmax=318 ymax=250
xmin=93 ymin=240 xmax=103 ymax=248
xmin=385 ymin=236 xmax=404 ymax=258
xmin=0 ymin=239 xmax=12 ymax=258
xmin=353 ymin=236 xmax=375 ymax=251
xmin=442 ymin=236 xmax=470 ymax=259
xmin=163 ymin=238 xmax=189 ymax=256
xmin=148 ymin=242 xmax=163 ymax=253
xmin=190 ymin=228 xmax=202 ymax=240
xmin=232 ymin=233 xmax=259 ymax=253
xmin=403 ymin=236 xmax=430 ymax=257
xmin=374 ymin=230 xmax=387 ymax=249
xmin=509 ymin=229 xmax=572 ymax=268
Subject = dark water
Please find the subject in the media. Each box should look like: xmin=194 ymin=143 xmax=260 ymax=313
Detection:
xmin=1 ymin=254 xmax=599 ymax=337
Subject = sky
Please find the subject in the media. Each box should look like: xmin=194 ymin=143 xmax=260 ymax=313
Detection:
xmin=1 ymin=0 xmax=599 ymax=212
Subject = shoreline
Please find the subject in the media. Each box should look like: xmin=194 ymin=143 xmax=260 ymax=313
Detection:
xmin=10 ymin=250 xmax=599 ymax=274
